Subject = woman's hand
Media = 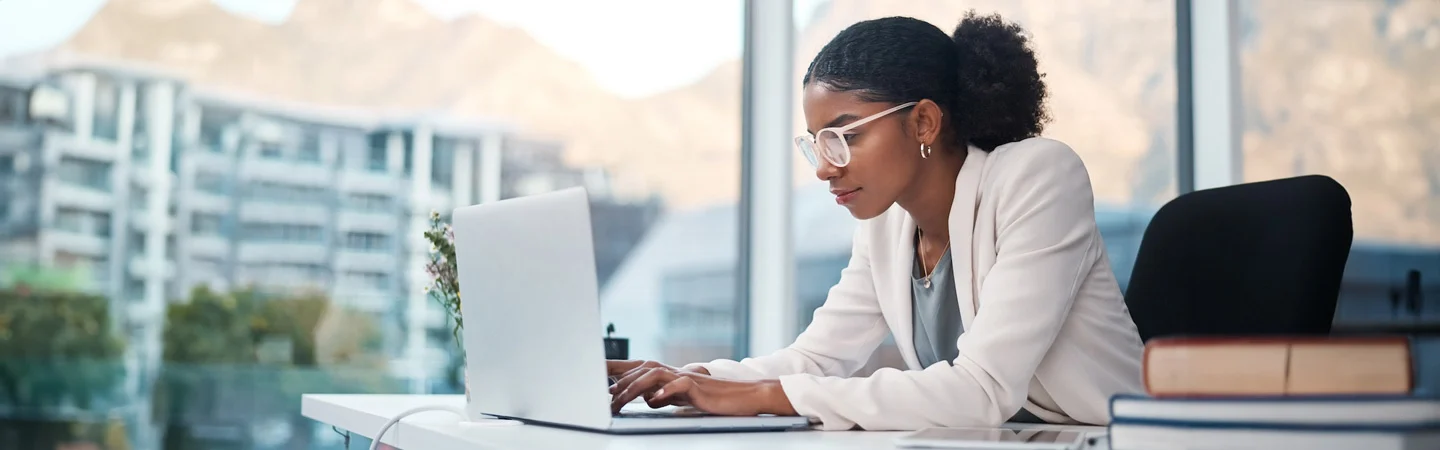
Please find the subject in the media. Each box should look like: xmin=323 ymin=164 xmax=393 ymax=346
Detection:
xmin=607 ymin=360 xmax=797 ymax=417
xmin=606 ymin=360 xmax=708 ymax=378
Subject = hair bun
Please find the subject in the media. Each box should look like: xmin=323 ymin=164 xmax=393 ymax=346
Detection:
xmin=949 ymin=10 xmax=1049 ymax=150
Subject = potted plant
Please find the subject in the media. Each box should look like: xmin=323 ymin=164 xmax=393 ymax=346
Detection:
xmin=421 ymin=211 xmax=465 ymax=397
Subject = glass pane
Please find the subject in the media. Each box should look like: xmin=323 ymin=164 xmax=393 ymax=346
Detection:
xmin=1238 ymin=0 xmax=1439 ymax=392
xmin=790 ymin=1 xmax=1177 ymax=375
xmin=0 ymin=1 xmax=743 ymax=447
xmin=92 ymin=78 xmax=120 ymax=141
xmin=488 ymin=2 xmax=745 ymax=365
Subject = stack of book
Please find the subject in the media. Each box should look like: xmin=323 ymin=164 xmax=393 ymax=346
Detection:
xmin=1108 ymin=336 xmax=1439 ymax=449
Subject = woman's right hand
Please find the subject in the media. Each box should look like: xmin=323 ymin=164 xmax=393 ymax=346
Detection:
xmin=606 ymin=360 xmax=709 ymax=379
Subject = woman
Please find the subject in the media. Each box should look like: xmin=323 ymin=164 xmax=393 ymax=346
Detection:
xmin=608 ymin=11 xmax=1144 ymax=431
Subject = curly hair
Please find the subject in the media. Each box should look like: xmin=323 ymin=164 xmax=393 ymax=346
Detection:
xmin=802 ymin=11 xmax=1049 ymax=151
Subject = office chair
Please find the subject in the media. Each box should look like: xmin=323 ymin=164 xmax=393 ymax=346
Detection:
xmin=1123 ymin=175 xmax=1353 ymax=342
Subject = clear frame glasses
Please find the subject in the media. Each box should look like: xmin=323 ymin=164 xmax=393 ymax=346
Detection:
xmin=794 ymin=101 xmax=917 ymax=168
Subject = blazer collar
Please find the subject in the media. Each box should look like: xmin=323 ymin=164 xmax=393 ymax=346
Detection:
xmin=889 ymin=145 xmax=988 ymax=370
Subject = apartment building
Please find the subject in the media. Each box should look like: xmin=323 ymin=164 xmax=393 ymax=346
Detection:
xmin=0 ymin=60 xmax=656 ymax=390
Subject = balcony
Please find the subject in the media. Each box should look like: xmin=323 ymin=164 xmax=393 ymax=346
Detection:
xmin=46 ymin=130 xmax=120 ymax=162
xmin=126 ymin=301 xmax=165 ymax=324
xmin=0 ymin=126 xmax=40 ymax=148
xmin=235 ymin=241 xmax=328 ymax=265
xmin=189 ymin=151 xmax=232 ymax=173
xmin=188 ymin=235 xmax=229 ymax=257
xmin=247 ymin=271 xmax=331 ymax=292
xmin=238 ymin=158 xmax=333 ymax=188
xmin=52 ymin=182 xmax=114 ymax=212
xmin=44 ymin=229 xmax=110 ymax=257
xmin=129 ymin=163 xmax=177 ymax=189
xmin=330 ymin=288 xmax=396 ymax=313
xmin=128 ymin=212 xmax=171 ymax=234
xmin=334 ymin=250 xmax=395 ymax=273
xmin=336 ymin=210 xmax=400 ymax=234
xmin=238 ymin=202 xmax=329 ymax=226
xmin=178 ymin=190 xmax=230 ymax=214
xmin=128 ymin=255 xmax=176 ymax=280
xmin=180 ymin=272 xmax=231 ymax=295
xmin=338 ymin=170 xmax=403 ymax=196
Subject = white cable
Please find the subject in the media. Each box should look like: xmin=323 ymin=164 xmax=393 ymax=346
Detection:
xmin=368 ymin=405 xmax=518 ymax=450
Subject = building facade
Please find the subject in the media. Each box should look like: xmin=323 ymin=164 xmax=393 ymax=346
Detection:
xmin=0 ymin=61 xmax=651 ymax=389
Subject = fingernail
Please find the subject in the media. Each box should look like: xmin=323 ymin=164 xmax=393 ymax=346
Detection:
xmin=655 ymin=389 xmax=664 ymax=397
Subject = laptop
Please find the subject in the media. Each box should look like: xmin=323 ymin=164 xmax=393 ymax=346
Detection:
xmin=452 ymin=187 xmax=811 ymax=434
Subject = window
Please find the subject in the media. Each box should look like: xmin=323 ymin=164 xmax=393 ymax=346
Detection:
xmin=57 ymin=156 xmax=111 ymax=190
xmin=343 ymin=232 xmax=390 ymax=252
xmin=123 ymin=276 xmax=145 ymax=302
xmin=402 ymin=132 xmax=414 ymax=176
xmin=94 ymin=213 xmax=111 ymax=238
xmin=345 ymin=271 xmax=391 ymax=290
xmin=786 ymin=1 xmax=1177 ymax=373
xmin=5 ymin=2 xmax=742 ymax=446
xmin=194 ymin=171 xmax=227 ymax=194
xmin=199 ymin=108 xmax=236 ymax=153
xmin=132 ymin=85 xmax=149 ymax=161
xmin=245 ymin=181 xmax=328 ymax=204
xmin=128 ymin=231 xmax=144 ymax=256
xmin=487 ymin=3 xmax=747 ymax=365
xmin=242 ymin=223 xmax=324 ymax=243
xmin=258 ymin=142 xmax=283 ymax=159
xmin=92 ymin=77 xmax=121 ymax=141
xmin=193 ymin=257 xmax=225 ymax=273
xmin=191 ymin=213 xmax=224 ymax=235
xmin=338 ymin=132 xmax=366 ymax=169
xmin=345 ymin=193 xmax=392 ymax=212
xmin=131 ymin=188 xmax=148 ymax=212
xmin=0 ymin=87 xmax=27 ymax=124
xmin=431 ymin=137 xmax=457 ymax=188
xmin=298 ymin=128 xmax=322 ymax=163
xmin=240 ymin=263 xmax=329 ymax=288
xmin=1236 ymin=0 xmax=1440 ymax=332
xmin=169 ymin=139 xmax=180 ymax=174
xmin=53 ymin=207 xmax=110 ymax=237
xmin=367 ymin=133 xmax=388 ymax=172
xmin=54 ymin=207 xmax=85 ymax=233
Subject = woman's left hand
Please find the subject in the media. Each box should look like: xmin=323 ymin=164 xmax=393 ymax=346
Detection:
xmin=608 ymin=363 xmax=798 ymax=417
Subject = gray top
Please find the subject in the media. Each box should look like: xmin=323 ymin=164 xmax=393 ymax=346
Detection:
xmin=911 ymin=246 xmax=963 ymax=368
xmin=910 ymin=242 xmax=1047 ymax=424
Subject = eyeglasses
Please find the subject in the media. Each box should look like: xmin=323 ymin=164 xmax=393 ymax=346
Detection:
xmin=794 ymin=101 xmax=917 ymax=168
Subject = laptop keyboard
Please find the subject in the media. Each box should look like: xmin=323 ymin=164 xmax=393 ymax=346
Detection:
xmin=614 ymin=409 xmax=712 ymax=419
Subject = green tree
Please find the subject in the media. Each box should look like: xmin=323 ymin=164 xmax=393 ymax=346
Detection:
xmin=155 ymin=286 xmax=394 ymax=450
xmin=0 ymin=265 xmax=129 ymax=450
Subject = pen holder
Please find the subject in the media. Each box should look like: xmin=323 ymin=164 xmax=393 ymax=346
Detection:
xmin=604 ymin=337 xmax=629 ymax=360
xmin=604 ymin=323 xmax=628 ymax=360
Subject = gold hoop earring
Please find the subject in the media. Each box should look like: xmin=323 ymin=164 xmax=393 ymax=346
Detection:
xmin=920 ymin=143 xmax=932 ymax=159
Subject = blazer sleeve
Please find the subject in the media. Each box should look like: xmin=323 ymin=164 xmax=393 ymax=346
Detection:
xmin=776 ymin=141 xmax=1100 ymax=430
xmin=688 ymin=223 xmax=891 ymax=381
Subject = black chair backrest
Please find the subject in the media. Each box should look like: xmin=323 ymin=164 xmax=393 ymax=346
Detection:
xmin=1124 ymin=175 xmax=1353 ymax=342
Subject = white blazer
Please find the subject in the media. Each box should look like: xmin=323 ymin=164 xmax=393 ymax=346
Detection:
xmin=694 ymin=137 xmax=1145 ymax=431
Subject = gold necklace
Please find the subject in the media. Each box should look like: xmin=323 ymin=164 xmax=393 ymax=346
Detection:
xmin=918 ymin=229 xmax=950 ymax=288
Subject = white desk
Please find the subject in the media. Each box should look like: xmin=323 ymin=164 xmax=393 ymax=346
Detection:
xmin=303 ymin=394 xmax=1108 ymax=450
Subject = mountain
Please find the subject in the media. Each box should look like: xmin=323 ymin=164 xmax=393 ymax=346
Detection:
xmin=1238 ymin=0 xmax=1440 ymax=243
xmin=44 ymin=0 xmax=1440 ymax=243
xmin=796 ymin=0 xmax=1178 ymax=204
